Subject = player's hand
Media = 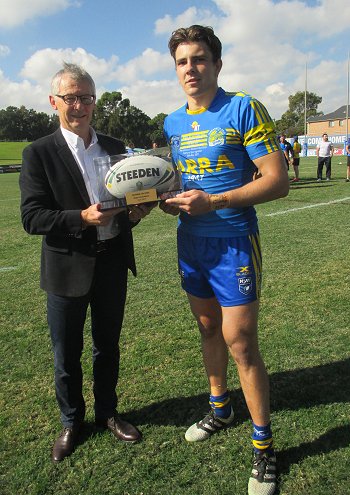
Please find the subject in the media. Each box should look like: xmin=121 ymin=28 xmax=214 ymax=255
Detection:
xmin=165 ymin=189 xmax=211 ymax=216
xmin=159 ymin=200 xmax=180 ymax=216
xmin=128 ymin=202 xmax=157 ymax=223
xmin=81 ymin=203 xmax=125 ymax=227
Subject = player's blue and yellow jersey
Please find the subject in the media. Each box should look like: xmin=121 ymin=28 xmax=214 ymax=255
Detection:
xmin=293 ymin=141 xmax=301 ymax=158
xmin=279 ymin=142 xmax=287 ymax=153
xmin=164 ymin=87 xmax=279 ymax=237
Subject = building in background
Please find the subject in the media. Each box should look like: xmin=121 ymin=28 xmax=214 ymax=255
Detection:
xmin=293 ymin=105 xmax=350 ymax=156
xmin=307 ymin=105 xmax=350 ymax=137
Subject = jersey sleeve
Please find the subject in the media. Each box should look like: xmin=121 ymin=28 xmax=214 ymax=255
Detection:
xmin=237 ymin=94 xmax=280 ymax=161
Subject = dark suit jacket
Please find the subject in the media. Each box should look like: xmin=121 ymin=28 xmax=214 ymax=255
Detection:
xmin=19 ymin=128 xmax=137 ymax=297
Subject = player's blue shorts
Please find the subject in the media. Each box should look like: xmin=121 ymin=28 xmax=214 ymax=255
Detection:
xmin=177 ymin=229 xmax=262 ymax=307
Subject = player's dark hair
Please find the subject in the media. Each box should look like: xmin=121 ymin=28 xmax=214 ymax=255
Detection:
xmin=168 ymin=25 xmax=222 ymax=63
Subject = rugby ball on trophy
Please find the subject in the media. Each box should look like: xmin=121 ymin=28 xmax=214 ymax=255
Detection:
xmin=105 ymin=155 xmax=175 ymax=198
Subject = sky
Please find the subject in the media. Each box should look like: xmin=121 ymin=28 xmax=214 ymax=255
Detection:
xmin=0 ymin=0 xmax=349 ymax=121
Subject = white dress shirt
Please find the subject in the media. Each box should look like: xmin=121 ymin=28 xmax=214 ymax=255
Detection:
xmin=61 ymin=126 xmax=120 ymax=240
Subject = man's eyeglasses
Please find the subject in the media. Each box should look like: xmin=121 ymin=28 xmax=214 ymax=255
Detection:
xmin=55 ymin=94 xmax=96 ymax=105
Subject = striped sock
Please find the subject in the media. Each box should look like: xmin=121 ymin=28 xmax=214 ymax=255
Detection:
xmin=252 ymin=422 xmax=273 ymax=453
xmin=209 ymin=391 xmax=232 ymax=419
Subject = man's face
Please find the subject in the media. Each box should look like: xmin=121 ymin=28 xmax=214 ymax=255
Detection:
xmin=49 ymin=74 xmax=95 ymax=139
xmin=174 ymin=41 xmax=222 ymax=103
xmin=323 ymin=134 xmax=328 ymax=141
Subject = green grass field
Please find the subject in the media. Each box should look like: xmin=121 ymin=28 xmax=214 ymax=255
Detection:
xmin=0 ymin=142 xmax=30 ymax=165
xmin=1 ymin=156 xmax=349 ymax=495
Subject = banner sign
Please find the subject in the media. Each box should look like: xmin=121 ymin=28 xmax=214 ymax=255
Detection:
xmin=288 ymin=135 xmax=349 ymax=157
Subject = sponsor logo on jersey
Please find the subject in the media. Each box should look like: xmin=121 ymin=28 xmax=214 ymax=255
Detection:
xmin=208 ymin=127 xmax=225 ymax=147
xmin=191 ymin=121 xmax=200 ymax=131
xmin=170 ymin=135 xmax=181 ymax=149
xmin=176 ymin=155 xmax=235 ymax=175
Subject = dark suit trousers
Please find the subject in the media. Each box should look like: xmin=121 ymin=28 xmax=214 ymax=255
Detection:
xmin=317 ymin=156 xmax=332 ymax=179
xmin=47 ymin=237 xmax=128 ymax=427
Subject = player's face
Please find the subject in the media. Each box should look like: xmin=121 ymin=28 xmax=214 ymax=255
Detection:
xmin=174 ymin=41 xmax=222 ymax=107
xmin=49 ymin=75 xmax=95 ymax=140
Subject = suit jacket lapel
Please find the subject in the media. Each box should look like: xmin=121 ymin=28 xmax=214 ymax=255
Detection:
xmin=97 ymin=134 xmax=124 ymax=156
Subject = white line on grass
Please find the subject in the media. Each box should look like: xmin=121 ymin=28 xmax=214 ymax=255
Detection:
xmin=0 ymin=266 xmax=17 ymax=272
xmin=266 ymin=197 xmax=350 ymax=217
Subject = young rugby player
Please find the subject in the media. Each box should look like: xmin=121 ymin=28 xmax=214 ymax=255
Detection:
xmin=160 ymin=25 xmax=289 ymax=495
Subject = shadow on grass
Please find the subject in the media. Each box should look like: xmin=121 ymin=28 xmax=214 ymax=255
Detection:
xmin=289 ymin=178 xmax=337 ymax=189
xmin=126 ymin=358 xmax=349 ymax=427
xmin=269 ymin=358 xmax=350 ymax=415
xmin=277 ymin=424 xmax=350 ymax=478
xmin=123 ymin=358 xmax=350 ymax=478
xmin=289 ymin=183 xmax=334 ymax=189
xmin=62 ymin=359 xmax=349 ymax=481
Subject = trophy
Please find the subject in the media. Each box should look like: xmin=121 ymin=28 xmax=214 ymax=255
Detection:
xmin=93 ymin=151 xmax=182 ymax=209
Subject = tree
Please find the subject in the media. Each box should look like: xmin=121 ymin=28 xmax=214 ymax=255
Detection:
xmin=0 ymin=91 xmax=161 ymax=145
xmin=0 ymin=106 xmax=26 ymax=140
xmin=275 ymin=91 xmax=323 ymax=136
xmin=26 ymin=111 xmax=59 ymax=140
xmin=93 ymin=91 xmax=152 ymax=148
xmin=0 ymin=106 xmax=59 ymax=140
xmin=148 ymin=113 xmax=167 ymax=147
xmin=120 ymin=105 xmax=151 ymax=148
xmin=93 ymin=91 xmax=124 ymax=135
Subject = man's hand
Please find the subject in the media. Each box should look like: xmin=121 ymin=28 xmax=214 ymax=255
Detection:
xmin=81 ymin=203 xmax=124 ymax=227
xmin=159 ymin=200 xmax=180 ymax=216
xmin=165 ymin=189 xmax=211 ymax=216
xmin=128 ymin=202 xmax=157 ymax=223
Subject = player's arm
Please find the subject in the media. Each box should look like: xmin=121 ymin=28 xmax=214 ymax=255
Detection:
xmin=165 ymin=150 xmax=289 ymax=215
xmin=225 ymin=150 xmax=289 ymax=207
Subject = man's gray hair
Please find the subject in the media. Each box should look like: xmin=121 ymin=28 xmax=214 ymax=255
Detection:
xmin=51 ymin=62 xmax=96 ymax=95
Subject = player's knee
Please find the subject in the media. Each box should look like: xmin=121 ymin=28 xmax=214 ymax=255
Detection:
xmin=196 ymin=315 xmax=221 ymax=338
xmin=229 ymin=339 xmax=257 ymax=368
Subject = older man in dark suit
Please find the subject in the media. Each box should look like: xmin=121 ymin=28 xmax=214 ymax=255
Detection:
xmin=19 ymin=62 xmax=153 ymax=462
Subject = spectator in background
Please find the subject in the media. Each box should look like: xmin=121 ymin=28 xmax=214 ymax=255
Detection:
xmin=291 ymin=136 xmax=301 ymax=182
xmin=316 ymin=133 xmax=333 ymax=181
xmin=279 ymin=134 xmax=293 ymax=170
xmin=127 ymin=142 xmax=135 ymax=155
xmin=346 ymin=137 xmax=350 ymax=182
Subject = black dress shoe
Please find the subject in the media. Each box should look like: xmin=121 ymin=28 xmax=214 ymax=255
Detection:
xmin=52 ymin=426 xmax=80 ymax=462
xmin=96 ymin=415 xmax=142 ymax=443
